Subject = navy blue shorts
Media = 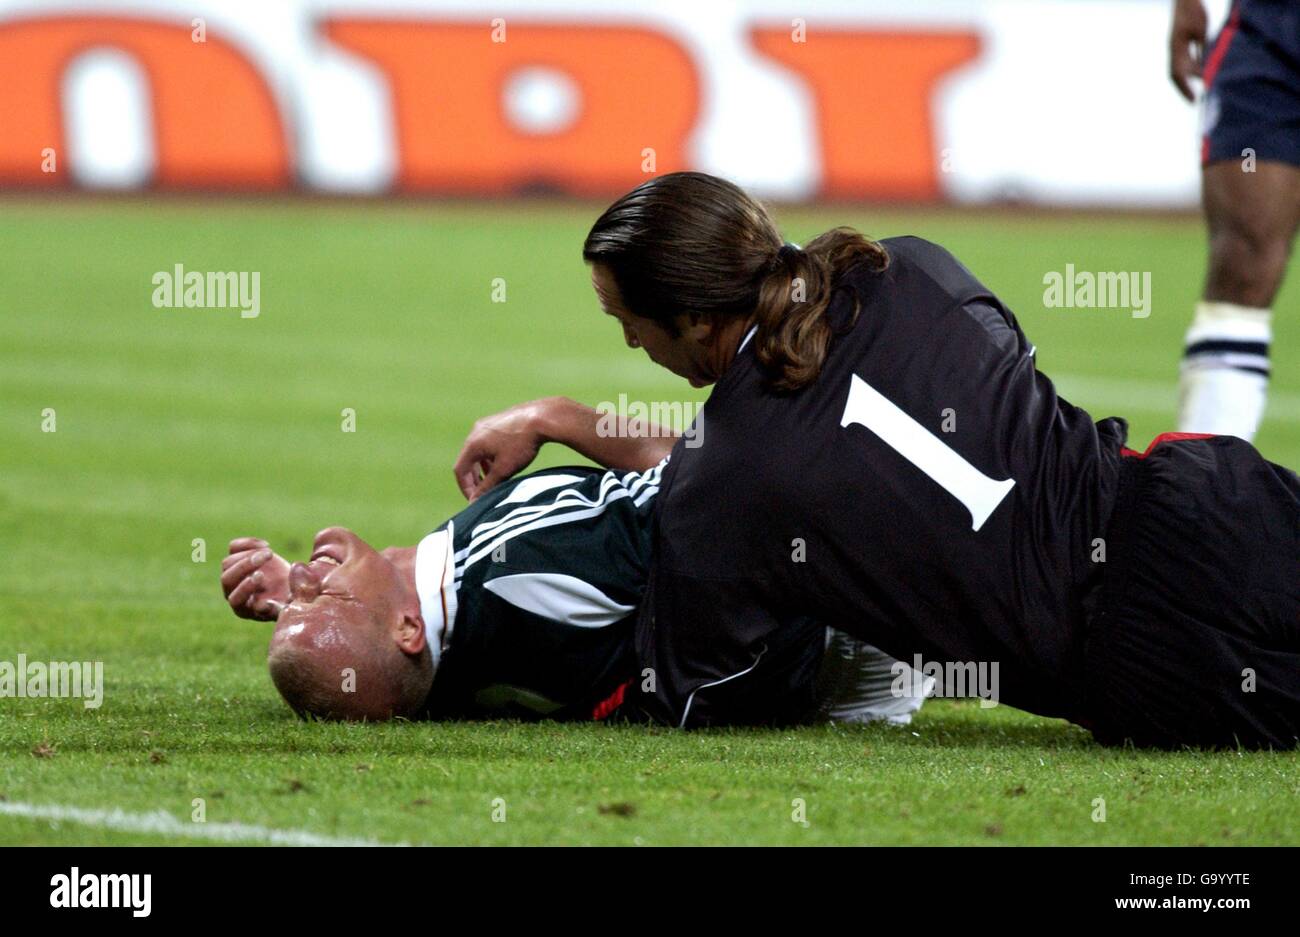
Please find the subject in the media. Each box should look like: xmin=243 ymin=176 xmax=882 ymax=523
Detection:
xmin=1202 ymin=0 xmax=1300 ymax=167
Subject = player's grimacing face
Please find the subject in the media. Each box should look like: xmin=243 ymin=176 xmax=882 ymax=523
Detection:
xmin=273 ymin=527 xmax=403 ymax=645
xmin=590 ymin=264 xmax=714 ymax=387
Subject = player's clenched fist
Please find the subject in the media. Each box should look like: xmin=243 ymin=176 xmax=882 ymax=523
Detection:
xmin=221 ymin=537 xmax=291 ymax=620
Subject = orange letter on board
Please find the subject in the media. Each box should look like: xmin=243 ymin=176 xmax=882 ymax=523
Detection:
xmin=325 ymin=20 xmax=699 ymax=195
xmin=752 ymin=28 xmax=979 ymax=199
xmin=0 ymin=16 xmax=289 ymax=189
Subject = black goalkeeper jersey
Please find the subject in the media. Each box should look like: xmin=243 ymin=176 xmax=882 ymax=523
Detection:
xmin=624 ymin=236 xmax=1131 ymax=728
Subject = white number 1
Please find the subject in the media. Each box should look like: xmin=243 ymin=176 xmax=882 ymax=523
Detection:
xmin=840 ymin=374 xmax=1015 ymax=532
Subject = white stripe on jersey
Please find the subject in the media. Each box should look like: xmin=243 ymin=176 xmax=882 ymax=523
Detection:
xmin=456 ymin=483 xmax=658 ymax=582
xmin=495 ymin=473 xmax=587 ymax=506
xmin=455 ymin=462 xmax=664 ymax=567
xmin=483 ymin=572 xmax=635 ymax=628
xmin=459 ymin=471 xmax=626 ymax=550
xmin=454 ymin=461 xmax=665 ymax=583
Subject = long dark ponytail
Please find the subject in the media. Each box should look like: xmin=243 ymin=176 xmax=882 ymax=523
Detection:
xmin=583 ymin=171 xmax=887 ymax=391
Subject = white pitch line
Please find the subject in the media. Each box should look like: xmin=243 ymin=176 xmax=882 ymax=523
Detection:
xmin=0 ymin=801 xmax=406 ymax=847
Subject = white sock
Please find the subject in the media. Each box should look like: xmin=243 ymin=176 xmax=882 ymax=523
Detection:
xmin=1178 ymin=301 xmax=1271 ymax=442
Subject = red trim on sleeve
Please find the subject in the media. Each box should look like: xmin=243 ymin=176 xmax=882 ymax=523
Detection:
xmin=1122 ymin=431 xmax=1216 ymax=460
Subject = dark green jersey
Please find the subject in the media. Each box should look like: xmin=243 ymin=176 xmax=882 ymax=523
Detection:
xmin=414 ymin=463 xmax=661 ymax=720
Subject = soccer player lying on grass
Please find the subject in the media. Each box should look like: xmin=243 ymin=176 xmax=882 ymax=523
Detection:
xmin=220 ymin=462 xmax=929 ymax=725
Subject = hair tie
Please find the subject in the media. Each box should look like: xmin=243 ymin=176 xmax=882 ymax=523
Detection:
xmin=768 ymin=241 xmax=801 ymax=275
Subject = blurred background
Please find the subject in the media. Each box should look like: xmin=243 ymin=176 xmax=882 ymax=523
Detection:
xmin=0 ymin=0 xmax=1234 ymax=204
xmin=2 ymin=0 xmax=1298 ymax=846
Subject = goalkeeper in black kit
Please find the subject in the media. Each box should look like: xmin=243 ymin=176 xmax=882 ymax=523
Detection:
xmin=459 ymin=172 xmax=1300 ymax=749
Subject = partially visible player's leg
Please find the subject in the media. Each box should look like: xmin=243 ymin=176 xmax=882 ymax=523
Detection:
xmin=1181 ymin=0 xmax=1300 ymax=440
xmin=1180 ymin=162 xmax=1300 ymax=440
xmin=1202 ymin=161 xmax=1300 ymax=309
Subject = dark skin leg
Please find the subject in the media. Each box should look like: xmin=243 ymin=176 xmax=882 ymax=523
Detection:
xmin=1202 ymin=160 xmax=1300 ymax=307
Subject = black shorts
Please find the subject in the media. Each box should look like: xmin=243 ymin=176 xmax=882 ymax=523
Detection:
xmin=1202 ymin=0 xmax=1300 ymax=168
xmin=1082 ymin=434 xmax=1300 ymax=749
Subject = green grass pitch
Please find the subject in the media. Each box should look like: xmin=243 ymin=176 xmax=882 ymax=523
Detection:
xmin=1 ymin=197 xmax=1297 ymax=845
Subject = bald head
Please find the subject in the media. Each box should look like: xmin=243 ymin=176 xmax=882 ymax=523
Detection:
xmin=268 ymin=617 xmax=428 ymax=720
xmin=267 ymin=527 xmax=432 ymax=721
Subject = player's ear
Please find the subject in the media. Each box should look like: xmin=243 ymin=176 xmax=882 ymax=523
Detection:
xmin=395 ymin=611 xmax=426 ymax=656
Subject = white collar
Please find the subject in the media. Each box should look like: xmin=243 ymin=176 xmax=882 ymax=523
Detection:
xmin=737 ymin=324 xmax=758 ymax=355
xmin=414 ymin=522 xmax=458 ymax=672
